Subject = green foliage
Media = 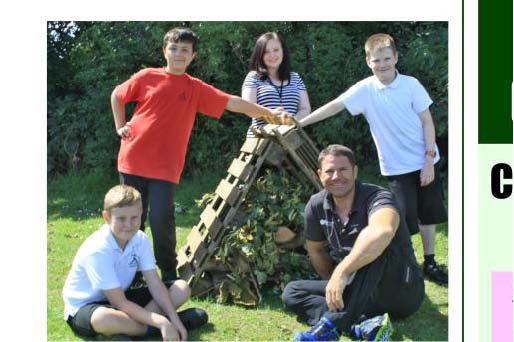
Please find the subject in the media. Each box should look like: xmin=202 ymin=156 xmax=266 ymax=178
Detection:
xmin=217 ymin=169 xmax=315 ymax=294
xmin=48 ymin=21 xmax=448 ymax=177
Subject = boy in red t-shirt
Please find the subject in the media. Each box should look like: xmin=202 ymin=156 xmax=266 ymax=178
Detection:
xmin=111 ymin=27 xmax=288 ymax=282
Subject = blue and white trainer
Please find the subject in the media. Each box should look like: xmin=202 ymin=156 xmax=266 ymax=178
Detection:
xmin=293 ymin=316 xmax=340 ymax=341
xmin=351 ymin=313 xmax=393 ymax=341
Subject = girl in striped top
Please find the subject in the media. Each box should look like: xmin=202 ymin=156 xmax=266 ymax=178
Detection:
xmin=242 ymin=32 xmax=311 ymax=137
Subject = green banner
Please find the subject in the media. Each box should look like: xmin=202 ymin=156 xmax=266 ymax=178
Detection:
xmin=478 ymin=0 xmax=513 ymax=143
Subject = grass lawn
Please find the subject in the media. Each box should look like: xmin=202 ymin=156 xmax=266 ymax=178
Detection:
xmin=48 ymin=170 xmax=448 ymax=341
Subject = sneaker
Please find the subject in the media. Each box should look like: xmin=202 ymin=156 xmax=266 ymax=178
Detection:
xmin=351 ymin=313 xmax=393 ymax=341
xmin=423 ymin=262 xmax=448 ymax=286
xmin=293 ymin=316 xmax=340 ymax=341
xmin=178 ymin=308 xmax=209 ymax=330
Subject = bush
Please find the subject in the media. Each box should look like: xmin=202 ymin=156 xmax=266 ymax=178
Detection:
xmin=48 ymin=21 xmax=448 ymax=178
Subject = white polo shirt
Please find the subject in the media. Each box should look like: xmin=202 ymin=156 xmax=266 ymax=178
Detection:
xmin=337 ymin=72 xmax=440 ymax=176
xmin=62 ymin=224 xmax=155 ymax=319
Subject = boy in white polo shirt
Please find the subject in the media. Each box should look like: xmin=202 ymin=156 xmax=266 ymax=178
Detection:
xmin=62 ymin=185 xmax=207 ymax=341
xmin=300 ymin=33 xmax=448 ymax=286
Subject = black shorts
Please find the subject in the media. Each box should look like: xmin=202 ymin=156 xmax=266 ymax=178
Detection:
xmin=66 ymin=282 xmax=174 ymax=338
xmin=386 ymin=163 xmax=447 ymax=235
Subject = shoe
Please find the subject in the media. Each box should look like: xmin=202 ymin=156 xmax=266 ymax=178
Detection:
xmin=423 ymin=261 xmax=448 ymax=286
xmin=351 ymin=313 xmax=393 ymax=341
xmin=293 ymin=316 xmax=340 ymax=341
xmin=178 ymin=308 xmax=209 ymax=330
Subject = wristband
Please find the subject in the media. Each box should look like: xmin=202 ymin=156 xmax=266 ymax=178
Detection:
xmin=425 ymin=150 xmax=436 ymax=158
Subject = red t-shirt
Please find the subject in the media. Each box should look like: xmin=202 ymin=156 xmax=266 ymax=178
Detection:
xmin=114 ymin=68 xmax=230 ymax=183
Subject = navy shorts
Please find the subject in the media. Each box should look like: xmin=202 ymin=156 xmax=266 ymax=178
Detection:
xmin=386 ymin=163 xmax=448 ymax=235
xmin=66 ymin=281 xmax=175 ymax=338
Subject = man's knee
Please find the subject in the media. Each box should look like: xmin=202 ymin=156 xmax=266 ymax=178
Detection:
xmin=281 ymin=280 xmax=301 ymax=307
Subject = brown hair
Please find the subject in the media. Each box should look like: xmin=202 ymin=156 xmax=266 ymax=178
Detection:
xmin=249 ymin=32 xmax=291 ymax=81
xmin=163 ymin=27 xmax=198 ymax=52
xmin=103 ymin=185 xmax=142 ymax=214
xmin=318 ymin=144 xmax=356 ymax=168
xmin=364 ymin=33 xmax=397 ymax=57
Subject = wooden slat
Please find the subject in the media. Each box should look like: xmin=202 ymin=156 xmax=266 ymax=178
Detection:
xmin=215 ymin=179 xmax=242 ymax=206
xmin=177 ymin=249 xmax=189 ymax=266
xmin=261 ymin=124 xmax=280 ymax=136
xmin=283 ymin=130 xmax=302 ymax=149
xmin=240 ymin=138 xmax=261 ymax=153
xmin=207 ymin=220 xmax=226 ymax=242
xmin=192 ymin=247 xmax=208 ymax=267
xmin=250 ymin=126 xmax=270 ymax=138
xmin=240 ymin=137 xmax=269 ymax=155
xmin=186 ymin=229 xmax=204 ymax=252
xmin=277 ymin=124 xmax=295 ymax=135
xmin=228 ymin=158 xmax=254 ymax=180
xmin=177 ymin=263 xmax=194 ymax=283
xmin=200 ymin=206 xmax=220 ymax=230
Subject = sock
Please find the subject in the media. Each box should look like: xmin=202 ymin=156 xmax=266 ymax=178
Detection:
xmin=424 ymin=254 xmax=435 ymax=265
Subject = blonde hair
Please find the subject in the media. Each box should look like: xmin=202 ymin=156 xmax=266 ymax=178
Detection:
xmin=103 ymin=185 xmax=142 ymax=213
xmin=365 ymin=33 xmax=397 ymax=57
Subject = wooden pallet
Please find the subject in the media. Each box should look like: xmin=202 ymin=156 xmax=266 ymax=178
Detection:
xmin=177 ymin=137 xmax=272 ymax=282
xmin=177 ymin=124 xmax=321 ymax=283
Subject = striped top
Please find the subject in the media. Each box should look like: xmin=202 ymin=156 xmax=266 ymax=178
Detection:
xmin=242 ymin=71 xmax=307 ymax=137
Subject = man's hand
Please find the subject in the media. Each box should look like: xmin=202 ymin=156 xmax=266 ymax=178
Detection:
xmin=420 ymin=161 xmax=435 ymax=186
xmin=325 ymin=272 xmax=349 ymax=312
xmin=116 ymin=124 xmax=132 ymax=140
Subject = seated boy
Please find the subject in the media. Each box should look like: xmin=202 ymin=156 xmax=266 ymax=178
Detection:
xmin=62 ymin=185 xmax=205 ymax=341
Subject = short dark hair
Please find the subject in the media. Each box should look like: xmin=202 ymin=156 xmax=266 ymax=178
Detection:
xmin=163 ymin=27 xmax=198 ymax=52
xmin=249 ymin=32 xmax=291 ymax=81
xmin=318 ymin=144 xmax=356 ymax=168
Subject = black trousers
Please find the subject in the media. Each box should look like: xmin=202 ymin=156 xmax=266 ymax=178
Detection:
xmin=281 ymin=248 xmax=424 ymax=334
xmin=120 ymin=173 xmax=177 ymax=277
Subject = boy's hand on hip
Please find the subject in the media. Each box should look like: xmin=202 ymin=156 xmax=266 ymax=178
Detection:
xmin=116 ymin=124 xmax=132 ymax=140
xmin=420 ymin=162 xmax=435 ymax=186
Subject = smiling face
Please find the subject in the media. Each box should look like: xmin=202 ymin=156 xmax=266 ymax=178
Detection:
xmin=163 ymin=41 xmax=196 ymax=74
xmin=103 ymin=204 xmax=142 ymax=249
xmin=366 ymin=47 xmax=398 ymax=85
xmin=262 ymin=38 xmax=284 ymax=71
xmin=317 ymin=154 xmax=358 ymax=199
